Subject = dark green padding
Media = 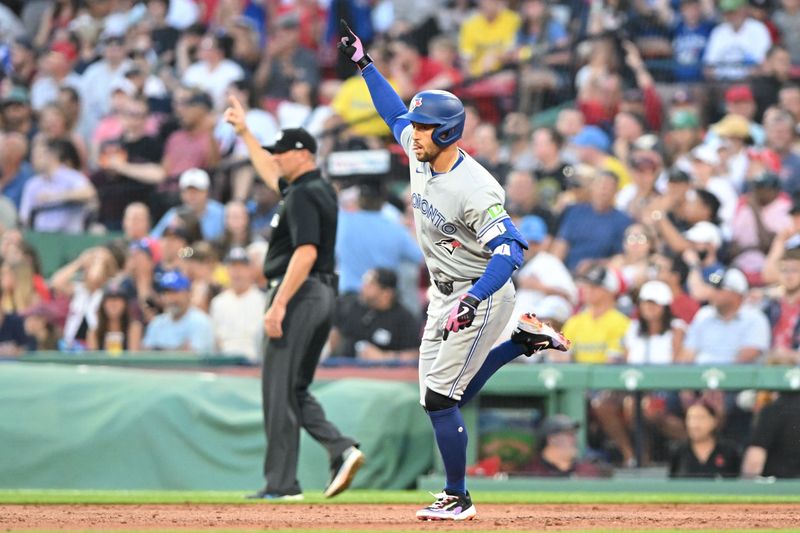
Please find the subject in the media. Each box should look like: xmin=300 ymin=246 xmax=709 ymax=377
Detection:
xmin=0 ymin=363 xmax=433 ymax=491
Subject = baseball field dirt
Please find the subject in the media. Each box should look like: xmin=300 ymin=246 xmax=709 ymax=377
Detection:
xmin=2 ymin=503 xmax=799 ymax=531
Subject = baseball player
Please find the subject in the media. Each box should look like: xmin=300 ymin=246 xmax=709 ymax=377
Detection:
xmin=338 ymin=22 xmax=570 ymax=521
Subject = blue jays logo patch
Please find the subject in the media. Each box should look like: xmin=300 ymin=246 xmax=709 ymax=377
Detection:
xmin=436 ymin=239 xmax=462 ymax=255
xmin=409 ymin=96 xmax=422 ymax=111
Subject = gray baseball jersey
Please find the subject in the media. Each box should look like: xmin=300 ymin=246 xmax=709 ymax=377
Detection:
xmin=400 ymin=126 xmax=511 ymax=281
xmin=399 ymin=125 xmax=517 ymax=402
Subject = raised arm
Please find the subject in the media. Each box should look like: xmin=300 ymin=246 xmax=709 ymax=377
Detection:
xmin=337 ymin=20 xmax=410 ymax=143
xmin=224 ymin=95 xmax=282 ymax=194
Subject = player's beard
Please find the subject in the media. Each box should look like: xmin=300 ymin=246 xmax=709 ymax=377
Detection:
xmin=415 ymin=146 xmax=440 ymax=163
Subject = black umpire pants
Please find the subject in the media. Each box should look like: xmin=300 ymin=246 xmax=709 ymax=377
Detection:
xmin=261 ymin=276 xmax=356 ymax=495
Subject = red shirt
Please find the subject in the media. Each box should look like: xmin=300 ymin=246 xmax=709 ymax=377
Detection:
xmin=773 ymin=298 xmax=800 ymax=350
xmin=671 ymin=292 xmax=701 ymax=324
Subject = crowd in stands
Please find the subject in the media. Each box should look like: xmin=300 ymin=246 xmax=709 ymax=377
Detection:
xmin=0 ymin=0 xmax=799 ymax=475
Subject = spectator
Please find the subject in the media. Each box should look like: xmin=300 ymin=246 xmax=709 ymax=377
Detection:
xmin=80 ymin=34 xmax=132 ymax=137
xmin=669 ymin=400 xmax=741 ymax=478
xmin=214 ymin=200 xmax=253 ymax=258
xmin=764 ymin=246 xmax=800 ymax=364
xmin=0 ymin=132 xmax=34 ymax=210
xmin=531 ymin=127 xmax=573 ymax=208
xmin=570 ymin=126 xmax=632 ymax=189
xmin=711 ymin=114 xmax=752 ymax=193
xmin=608 ymin=223 xmax=658 ymax=291
xmin=624 ymin=281 xmax=686 ymax=365
xmin=181 ymin=240 xmax=224 ymax=312
xmin=30 ymin=40 xmax=80 ymax=112
xmin=152 ymin=168 xmax=225 ymax=241
xmin=328 ymin=268 xmax=420 ymax=361
xmin=248 ymin=178 xmax=281 ymax=240
xmin=751 ymin=46 xmax=792 ymax=121
xmin=612 ymin=111 xmax=646 ymax=165
xmin=505 ymin=169 xmax=556 ymax=233
xmin=774 ymin=0 xmax=800 ymax=64
xmin=501 ymin=112 xmax=535 ymax=172
xmin=688 ymin=144 xmax=738 ymax=229
xmin=763 ymin=109 xmax=800 ymax=195
xmin=562 ymin=265 xmax=630 ymax=364
xmin=1 ymin=86 xmax=34 ymax=137
xmin=615 ymin=139 xmax=663 ymax=222
xmin=671 ymin=0 xmax=715 ymax=83
xmin=458 ymin=0 xmax=521 ymax=77
xmin=665 ymin=112 xmax=702 ymax=172
xmin=718 ymin=85 xmax=765 ymax=146
xmin=0 ymin=283 xmax=33 ymax=356
xmin=703 ymin=0 xmax=772 ymax=80
xmin=389 ymin=37 xmax=462 ymax=93
xmin=679 ymin=267 xmax=770 ymax=364
xmin=143 ymin=0 xmax=180 ymax=61
xmin=525 ymin=414 xmax=611 ymax=478
xmin=122 ymin=202 xmax=152 ymax=242
xmin=682 ymin=220 xmax=727 ymax=299
xmin=7 ymin=37 xmax=37 ymax=85
xmin=778 ymin=82 xmax=800 ymax=122
xmin=209 ymin=247 xmax=266 ymax=362
xmin=93 ymin=95 xmax=163 ymax=230
xmin=742 ymin=391 xmax=800 ymax=478
xmin=255 ymin=13 xmax=319 ymax=101
xmin=0 ymin=259 xmax=41 ymax=316
xmin=142 ymin=270 xmax=214 ymax=353
xmin=19 ymin=138 xmax=96 ymax=233
xmin=122 ymin=238 xmax=159 ymax=324
xmin=652 ymin=253 xmax=701 ymax=324
xmin=473 ymin=124 xmax=511 ymax=184
xmin=50 ymin=246 xmax=119 ymax=350
xmin=36 ymin=103 xmax=89 ymax=171
xmin=552 ymin=172 xmax=633 ymax=272
xmin=335 ymin=184 xmax=422 ymax=295
xmin=182 ymin=33 xmax=244 ymax=110
xmin=86 ymin=281 xmax=143 ymax=353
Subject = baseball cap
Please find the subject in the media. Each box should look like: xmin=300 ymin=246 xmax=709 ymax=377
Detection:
xmin=725 ymin=85 xmax=755 ymax=103
xmin=638 ymin=280 xmax=673 ymax=306
xmin=670 ymin=110 xmax=700 ymax=130
xmin=751 ymin=172 xmax=781 ymax=189
xmin=630 ymin=152 xmax=661 ymax=171
xmin=2 ymin=86 xmax=29 ymax=106
xmin=747 ymin=148 xmax=782 ymax=173
xmin=707 ymin=267 xmax=748 ymax=294
xmin=720 ymin=0 xmax=746 ymax=11
xmin=110 ymin=77 xmax=136 ymax=97
xmin=50 ymin=40 xmax=78 ymax=63
xmin=162 ymin=224 xmax=190 ymax=241
xmin=263 ymin=128 xmax=317 ymax=154
xmin=684 ymin=221 xmax=723 ymax=249
xmin=224 ymin=246 xmax=250 ymax=264
xmin=668 ymin=169 xmax=691 ymax=183
xmin=183 ymin=91 xmax=213 ymax=109
xmin=579 ymin=265 xmax=622 ymax=295
xmin=538 ymin=414 xmax=580 ymax=437
xmin=179 ymin=168 xmax=210 ymax=190
xmin=691 ymin=143 xmax=721 ymax=166
xmin=712 ymin=114 xmax=751 ymax=139
xmin=519 ymin=215 xmax=547 ymax=244
xmin=372 ymin=268 xmax=398 ymax=290
xmin=103 ymin=281 xmax=128 ymax=298
xmin=571 ymin=126 xmax=610 ymax=153
xmin=535 ymin=296 xmax=573 ymax=324
xmin=159 ymin=270 xmax=191 ymax=292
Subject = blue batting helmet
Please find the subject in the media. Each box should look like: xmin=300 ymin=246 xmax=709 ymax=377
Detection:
xmin=398 ymin=90 xmax=465 ymax=147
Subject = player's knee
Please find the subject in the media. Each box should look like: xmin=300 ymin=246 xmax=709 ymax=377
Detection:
xmin=424 ymin=388 xmax=458 ymax=412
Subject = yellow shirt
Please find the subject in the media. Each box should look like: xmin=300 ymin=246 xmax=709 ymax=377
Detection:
xmin=331 ymin=75 xmax=398 ymax=137
xmin=562 ymin=308 xmax=630 ymax=364
xmin=603 ymin=156 xmax=632 ymax=190
xmin=459 ymin=9 xmax=521 ymax=77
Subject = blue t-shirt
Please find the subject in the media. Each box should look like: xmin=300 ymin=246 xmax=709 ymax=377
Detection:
xmin=516 ymin=20 xmax=568 ymax=48
xmin=335 ymin=209 xmax=423 ymax=293
xmin=672 ymin=19 xmax=715 ymax=82
xmin=142 ymin=308 xmax=215 ymax=353
xmin=557 ymin=203 xmax=632 ymax=271
xmin=1 ymin=161 xmax=34 ymax=210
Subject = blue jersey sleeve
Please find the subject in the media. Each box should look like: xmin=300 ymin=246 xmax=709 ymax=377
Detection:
xmin=361 ymin=64 xmax=410 ymax=144
xmin=469 ymin=219 xmax=528 ymax=301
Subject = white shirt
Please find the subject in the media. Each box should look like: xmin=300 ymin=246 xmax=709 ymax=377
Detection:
xmin=623 ymin=319 xmax=685 ymax=365
xmin=182 ymin=59 xmax=244 ymax=110
xmin=209 ymin=286 xmax=266 ymax=362
xmin=703 ymin=19 xmax=772 ymax=80
xmin=30 ymin=73 xmax=82 ymax=111
xmin=80 ymin=59 xmax=131 ymax=133
xmin=705 ymin=176 xmax=739 ymax=238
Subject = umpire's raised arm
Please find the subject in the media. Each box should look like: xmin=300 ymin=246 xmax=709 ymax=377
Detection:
xmin=338 ymin=20 xmax=410 ymax=144
xmin=223 ymin=95 xmax=282 ymax=193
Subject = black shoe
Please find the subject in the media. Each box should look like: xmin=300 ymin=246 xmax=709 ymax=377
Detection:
xmin=246 ymin=488 xmax=303 ymax=501
xmin=323 ymin=445 xmax=365 ymax=498
xmin=511 ymin=313 xmax=571 ymax=356
xmin=416 ymin=489 xmax=477 ymax=521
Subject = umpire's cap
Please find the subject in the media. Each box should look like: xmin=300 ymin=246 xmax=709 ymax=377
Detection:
xmin=263 ymin=128 xmax=317 ymax=154
xmin=398 ymin=90 xmax=465 ymax=147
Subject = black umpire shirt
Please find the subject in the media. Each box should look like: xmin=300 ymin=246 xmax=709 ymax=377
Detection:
xmin=263 ymin=169 xmax=337 ymax=279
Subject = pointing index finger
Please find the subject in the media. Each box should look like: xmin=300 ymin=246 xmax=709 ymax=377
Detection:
xmin=228 ymin=94 xmax=244 ymax=112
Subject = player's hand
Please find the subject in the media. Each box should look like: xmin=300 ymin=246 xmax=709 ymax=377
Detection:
xmin=224 ymin=95 xmax=248 ymax=136
xmin=442 ymin=294 xmax=480 ymax=340
xmin=337 ymin=19 xmax=372 ymax=70
xmin=264 ymin=302 xmax=286 ymax=338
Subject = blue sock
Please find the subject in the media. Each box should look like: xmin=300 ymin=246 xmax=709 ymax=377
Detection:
xmin=458 ymin=340 xmax=526 ymax=407
xmin=428 ymin=406 xmax=467 ymax=495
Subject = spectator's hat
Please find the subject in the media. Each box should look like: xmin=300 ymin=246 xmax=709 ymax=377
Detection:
xmin=224 ymin=246 xmax=250 ymax=264
xmin=50 ymin=40 xmax=78 ymax=63
xmin=669 ymin=110 xmax=700 ymax=130
xmin=638 ymin=280 xmax=673 ymax=306
xmin=179 ymin=168 xmax=210 ymax=191
xmin=632 ymin=133 xmax=664 ymax=158
xmin=2 ymin=86 xmax=29 ymax=107
xmin=103 ymin=281 xmax=128 ymax=298
xmin=110 ymin=77 xmax=137 ymax=97
xmin=159 ymin=270 xmax=191 ymax=292
xmin=684 ymin=221 xmax=723 ymax=249
xmin=263 ymin=128 xmax=317 ymax=154
xmin=519 ymin=215 xmax=547 ymax=244
xmin=535 ymin=296 xmax=573 ymax=324
xmin=372 ymin=268 xmax=398 ymax=290
xmin=538 ymin=414 xmax=580 ymax=437
xmin=668 ymin=168 xmax=691 ymax=183
xmin=749 ymin=0 xmax=771 ymax=10
xmin=579 ymin=265 xmax=622 ymax=295
xmin=571 ymin=126 xmax=610 ymax=153
xmin=720 ymin=0 xmax=747 ymax=10
xmin=711 ymin=114 xmax=750 ymax=139
xmin=13 ymin=36 xmax=34 ymax=51
xmin=162 ymin=224 xmax=190 ymax=242
xmin=751 ymin=171 xmax=781 ymax=189
xmin=184 ymin=91 xmax=213 ymax=109
xmin=691 ymin=143 xmax=721 ymax=166
xmin=747 ymin=148 xmax=782 ymax=173
xmin=725 ymin=85 xmax=755 ymax=104
xmin=707 ymin=267 xmax=748 ymax=294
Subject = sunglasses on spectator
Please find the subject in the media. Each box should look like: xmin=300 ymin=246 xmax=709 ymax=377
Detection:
xmin=626 ymin=233 xmax=649 ymax=245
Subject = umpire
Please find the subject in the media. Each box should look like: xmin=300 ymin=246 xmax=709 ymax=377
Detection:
xmin=224 ymin=96 xmax=364 ymax=500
